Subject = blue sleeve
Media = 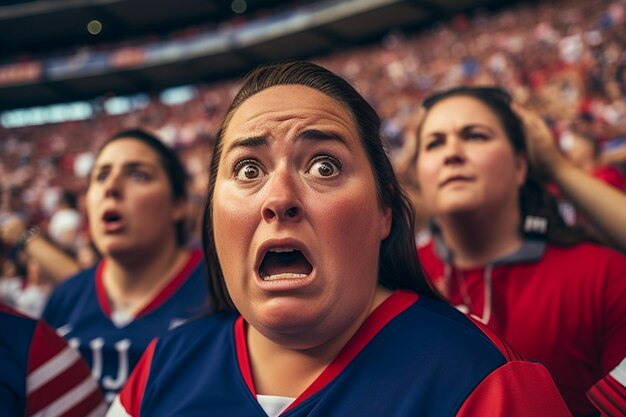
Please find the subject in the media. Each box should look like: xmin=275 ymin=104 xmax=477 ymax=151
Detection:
xmin=0 ymin=310 xmax=37 ymax=417
xmin=41 ymin=289 xmax=59 ymax=327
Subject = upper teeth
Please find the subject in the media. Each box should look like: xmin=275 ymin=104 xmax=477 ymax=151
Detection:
xmin=269 ymin=248 xmax=296 ymax=253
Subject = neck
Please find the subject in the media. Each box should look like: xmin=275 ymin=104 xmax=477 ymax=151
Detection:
xmin=103 ymin=240 xmax=188 ymax=314
xmin=436 ymin=205 xmax=523 ymax=268
xmin=247 ymin=327 xmax=335 ymax=398
xmin=247 ymin=286 xmax=392 ymax=397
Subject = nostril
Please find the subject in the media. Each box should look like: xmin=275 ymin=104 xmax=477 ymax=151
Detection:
xmin=263 ymin=208 xmax=276 ymax=220
xmin=286 ymin=207 xmax=298 ymax=218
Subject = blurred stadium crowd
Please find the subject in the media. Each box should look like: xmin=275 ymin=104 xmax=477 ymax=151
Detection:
xmin=1 ymin=0 xmax=626 ymax=309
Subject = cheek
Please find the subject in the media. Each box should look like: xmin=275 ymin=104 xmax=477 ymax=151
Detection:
xmin=212 ymin=186 xmax=256 ymax=261
xmin=313 ymin=186 xmax=382 ymax=259
xmin=415 ymin=160 xmax=437 ymax=198
xmin=132 ymin=189 xmax=178 ymax=226
xmin=85 ymin=190 xmax=99 ymax=225
xmin=476 ymin=149 xmax=520 ymax=190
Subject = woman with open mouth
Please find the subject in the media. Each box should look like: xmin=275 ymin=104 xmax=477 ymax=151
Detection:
xmin=107 ymin=61 xmax=571 ymax=417
xmin=42 ymin=129 xmax=210 ymax=405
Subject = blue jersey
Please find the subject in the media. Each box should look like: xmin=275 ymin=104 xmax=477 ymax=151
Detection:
xmin=42 ymin=250 xmax=209 ymax=404
xmin=110 ymin=291 xmax=571 ymax=417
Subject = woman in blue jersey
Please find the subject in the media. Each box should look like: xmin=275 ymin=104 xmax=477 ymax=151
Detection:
xmin=108 ymin=61 xmax=571 ymax=417
xmin=42 ymin=129 xmax=209 ymax=404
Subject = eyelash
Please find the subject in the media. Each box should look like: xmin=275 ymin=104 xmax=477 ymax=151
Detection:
xmin=232 ymin=154 xmax=343 ymax=181
xmin=307 ymin=155 xmax=342 ymax=176
xmin=233 ymin=159 xmax=264 ymax=182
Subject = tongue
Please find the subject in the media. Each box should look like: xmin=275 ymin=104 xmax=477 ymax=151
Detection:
xmin=261 ymin=251 xmax=312 ymax=278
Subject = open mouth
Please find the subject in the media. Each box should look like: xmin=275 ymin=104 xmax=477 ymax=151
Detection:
xmin=103 ymin=211 xmax=122 ymax=223
xmin=259 ymin=248 xmax=313 ymax=281
xmin=102 ymin=210 xmax=124 ymax=231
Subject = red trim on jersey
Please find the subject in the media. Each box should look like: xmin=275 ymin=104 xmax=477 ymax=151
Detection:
xmin=138 ymin=250 xmax=202 ymax=317
xmin=95 ymin=261 xmax=111 ymax=316
xmin=235 ymin=316 xmax=256 ymax=396
xmin=587 ymin=374 xmax=626 ymax=417
xmin=466 ymin=315 xmax=524 ymax=362
xmin=233 ymin=291 xmax=418 ymax=413
xmin=0 ymin=303 xmax=27 ymax=316
xmin=457 ymin=361 xmax=571 ymax=417
xmin=120 ymin=338 xmax=158 ymax=417
xmin=286 ymin=291 xmax=417 ymax=412
xmin=96 ymin=249 xmax=203 ymax=320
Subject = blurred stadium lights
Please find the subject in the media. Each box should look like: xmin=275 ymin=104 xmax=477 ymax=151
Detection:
xmin=87 ymin=19 xmax=103 ymax=35
xmin=0 ymin=101 xmax=93 ymax=128
xmin=0 ymin=86 xmax=195 ymax=128
xmin=159 ymin=85 xmax=198 ymax=106
xmin=103 ymin=93 xmax=149 ymax=115
xmin=231 ymin=0 xmax=247 ymax=14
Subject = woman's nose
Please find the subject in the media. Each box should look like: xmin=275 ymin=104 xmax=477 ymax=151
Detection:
xmin=103 ymin=174 xmax=123 ymax=199
xmin=443 ymin=138 xmax=466 ymax=165
xmin=261 ymin=169 xmax=302 ymax=223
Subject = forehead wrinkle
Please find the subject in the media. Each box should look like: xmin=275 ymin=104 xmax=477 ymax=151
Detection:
xmin=224 ymin=86 xmax=360 ymax=152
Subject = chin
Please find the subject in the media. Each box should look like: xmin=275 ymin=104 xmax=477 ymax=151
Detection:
xmin=438 ymin=199 xmax=483 ymax=216
xmin=254 ymin=300 xmax=321 ymax=332
xmin=100 ymin=242 xmax=136 ymax=258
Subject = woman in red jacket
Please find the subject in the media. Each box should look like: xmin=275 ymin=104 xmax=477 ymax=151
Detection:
xmin=410 ymin=86 xmax=626 ymax=417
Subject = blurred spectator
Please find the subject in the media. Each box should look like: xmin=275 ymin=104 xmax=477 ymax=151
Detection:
xmin=42 ymin=129 xmax=210 ymax=405
xmin=561 ymin=129 xmax=626 ymax=190
xmin=1 ymin=0 xmax=626 ymax=257
xmin=47 ymin=189 xmax=83 ymax=254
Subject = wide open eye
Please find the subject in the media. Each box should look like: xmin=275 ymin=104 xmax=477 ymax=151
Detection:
xmin=234 ymin=159 xmax=265 ymax=182
xmin=307 ymin=156 xmax=342 ymax=179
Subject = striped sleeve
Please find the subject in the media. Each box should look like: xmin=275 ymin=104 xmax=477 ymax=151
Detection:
xmin=26 ymin=320 xmax=106 ymax=417
xmin=587 ymin=357 xmax=626 ymax=417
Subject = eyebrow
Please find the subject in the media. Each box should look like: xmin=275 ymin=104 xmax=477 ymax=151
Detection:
xmin=298 ymin=129 xmax=347 ymax=145
xmin=92 ymin=161 xmax=157 ymax=171
xmin=460 ymin=124 xmax=494 ymax=133
xmin=225 ymin=129 xmax=347 ymax=155
xmin=423 ymin=123 xmax=495 ymax=137
xmin=228 ymin=135 xmax=267 ymax=149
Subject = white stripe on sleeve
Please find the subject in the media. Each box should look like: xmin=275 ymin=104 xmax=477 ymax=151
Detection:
xmin=27 ymin=346 xmax=81 ymax=393
xmin=30 ymin=375 xmax=100 ymax=417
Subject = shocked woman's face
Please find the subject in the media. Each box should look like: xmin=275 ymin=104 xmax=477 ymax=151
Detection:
xmin=86 ymin=139 xmax=186 ymax=258
xmin=212 ymin=85 xmax=391 ymax=349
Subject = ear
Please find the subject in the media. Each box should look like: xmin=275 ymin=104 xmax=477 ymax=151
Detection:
xmin=515 ymin=153 xmax=528 ymax=187
xmin=379 ymin=204 xmax=393 ymax=241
